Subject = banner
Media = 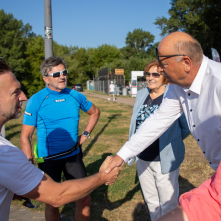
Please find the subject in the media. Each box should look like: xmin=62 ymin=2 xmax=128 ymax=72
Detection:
xmin=211 ymin=48 xmax=220 ymax=62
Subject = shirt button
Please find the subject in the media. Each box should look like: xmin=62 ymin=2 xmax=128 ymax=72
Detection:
xmin=188 ymin=93 xmax=190 ymax=96
xmin=210 ymin=162 xmax=212 ymax=164
xmin=203 ymin=151 xmax=205 ymax=154
xmin=190 ymin=109 xmax=193 ymax=112
xmin=193 ymin=125 xmax=195 ymax=127
xmin=197 ymin=139 xmax=200 ymax=141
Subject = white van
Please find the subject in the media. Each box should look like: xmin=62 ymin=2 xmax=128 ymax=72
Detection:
xmin=130 ymin=71 xmax=144 ymax=97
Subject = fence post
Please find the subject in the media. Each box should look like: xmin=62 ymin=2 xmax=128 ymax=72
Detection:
xmin=103 ymin=81 xmax=104 ymax=94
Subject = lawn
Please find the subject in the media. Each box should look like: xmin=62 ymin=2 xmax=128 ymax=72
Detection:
xmin=8 ymin=95 xmax=215 ymax=221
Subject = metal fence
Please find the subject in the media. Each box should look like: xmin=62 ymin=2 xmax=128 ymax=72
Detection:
xmin=94 ymin=75 xmax=125 ymax=94
xmin=137 ymin=80 xmax=148 ymax=91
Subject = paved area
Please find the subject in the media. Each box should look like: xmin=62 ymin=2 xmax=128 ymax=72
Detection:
xmin=83 ymin=91 xmax=136 ymax=106
xmin=9 ymin=90 xmax=135 ymax=221
xmin=9 ymin=205 xmax=45 ymax=221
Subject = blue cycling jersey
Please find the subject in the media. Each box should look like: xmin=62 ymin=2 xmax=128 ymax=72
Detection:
xmin=23 ymin=87 xmax=92 ymax=159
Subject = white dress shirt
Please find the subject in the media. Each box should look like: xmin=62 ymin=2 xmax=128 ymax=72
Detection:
xmin=117 ymin=56 xmax=221 ymax=171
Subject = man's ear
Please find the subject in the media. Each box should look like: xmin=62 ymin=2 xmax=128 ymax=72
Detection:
xmin=43 ymin=76 xmax=49 ymax=84
xmin=182 ymin=56 xmax=191 ymax=73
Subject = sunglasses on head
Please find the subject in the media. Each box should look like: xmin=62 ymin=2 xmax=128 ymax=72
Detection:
xmin=21 ymin=197 xmax=41 ymax=209
xmin=46 ymin=69 xmax=68 ymax=78
xmin=155 ymin=48 xmax=186 ymax=62
xmin=145 ymin=71 xmax=162 ymax=78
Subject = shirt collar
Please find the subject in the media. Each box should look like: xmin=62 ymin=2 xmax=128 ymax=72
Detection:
xmin=187 ymin=55 xmax=208 ymax=95
xmin=46 ymin=86 xmax=66 ymax=94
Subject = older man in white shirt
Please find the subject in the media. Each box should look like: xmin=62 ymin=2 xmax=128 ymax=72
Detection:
xmin=105 ymin=31 xmax=221 ymax=221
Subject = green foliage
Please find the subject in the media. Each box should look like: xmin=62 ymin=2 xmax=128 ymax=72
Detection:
xmin=93 ymin=44 xmax=122 ymax=68
xmin=23 ymin=36 xmax=45 ymax=97
xmin=0 ymin=9 xmax=35 ymax=93
xmin=123 ymin=28 xmax=155 ymax=58
xmin=154 ymin=0 xmax=221 ymax=57
xmin=0 ymin=9 xmax=157 ymax=97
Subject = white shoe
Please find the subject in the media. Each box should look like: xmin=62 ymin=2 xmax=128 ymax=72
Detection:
xmin=113 ymin=98 xmax=116 ymax=101
xmin=108 ymin=98 xmax=110 ymax=100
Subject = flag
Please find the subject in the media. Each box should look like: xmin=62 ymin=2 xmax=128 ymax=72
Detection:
xmin=211 ymin=48 xmax=220 ymax=62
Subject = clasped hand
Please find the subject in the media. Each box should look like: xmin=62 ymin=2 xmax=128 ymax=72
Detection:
xmin=99 ymin=155 xmax=125 ymax=185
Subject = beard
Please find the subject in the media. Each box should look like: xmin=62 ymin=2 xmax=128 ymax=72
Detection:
xmin=0 ymin=103 xmax=22 ymax=121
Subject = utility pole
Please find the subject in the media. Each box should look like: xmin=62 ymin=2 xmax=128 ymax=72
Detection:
xmin=44 ymin=0 xmax=53 ymax=59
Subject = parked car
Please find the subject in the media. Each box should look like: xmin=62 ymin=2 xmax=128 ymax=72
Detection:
xmin=72 ymin=84 xmax=83 ymax=92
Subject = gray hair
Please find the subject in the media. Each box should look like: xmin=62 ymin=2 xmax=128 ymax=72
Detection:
xmin=174 ymin=38 xmax=203 ymax=64
xmin=40 ymin=57 xmax=67 ymax=76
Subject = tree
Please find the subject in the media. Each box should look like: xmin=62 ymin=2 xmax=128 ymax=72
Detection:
xmin=124 ymin=29 xmax=155 ymax=58
xmin=23 ymin=36 xmax=45 ymax=97
xmin=154 ymin=0 xmax=221 ymax=57
xmin=93 ymin=44 xmax=121 ymax=68
xmin=0 ymin=9 xmax=34 ymax=79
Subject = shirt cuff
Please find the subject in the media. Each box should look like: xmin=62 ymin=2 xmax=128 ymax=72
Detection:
xmin=117 ymin=143 xmax=136 ymax=163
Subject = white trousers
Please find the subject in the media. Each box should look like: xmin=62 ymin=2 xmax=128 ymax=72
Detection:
xmin=136 ymin=158 xmax=179 ymax=221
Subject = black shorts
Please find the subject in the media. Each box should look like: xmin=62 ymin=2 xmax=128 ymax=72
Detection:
xmin=38 ymin=153 xmax=87 ymax=182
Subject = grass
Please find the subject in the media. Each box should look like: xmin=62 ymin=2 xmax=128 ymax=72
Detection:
xmin=8 ymin=95 xmax=215 ymax=221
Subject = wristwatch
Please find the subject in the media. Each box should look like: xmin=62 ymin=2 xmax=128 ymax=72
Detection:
xmin=82 ymin=131 xmax=90 ymax=139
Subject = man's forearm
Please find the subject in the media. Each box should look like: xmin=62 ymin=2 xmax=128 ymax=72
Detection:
xmin=20 ymin=137 xmax=33 ymax=161
xmin=24 ymin=156 xmax=121 ymax=207
xmin=20 ymin=125 xmax=35 ymax=161
xmin=85 ymin=105 xmax=100 ymax=133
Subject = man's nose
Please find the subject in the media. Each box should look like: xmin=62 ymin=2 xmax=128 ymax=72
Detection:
xmin=20 ymin=91 xmax=27 ymax=101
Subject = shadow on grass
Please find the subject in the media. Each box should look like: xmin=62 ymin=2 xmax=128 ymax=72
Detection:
xmin=5 ymin=124 xmax=21 ymax=140
xmin=5 ymin=124 xmax=21 ymax=131
xmin=60 ymin=163 xmax=197 ymax=220
xmin=178 ymin=174 xmax=196 ymax=195
xmin=83 ymin=114 xmax=121 ymax=157
xmin=61 ymin=153 xmax=142 ymax=220
xmin=131 ymin=174 xmax=196 ymax=221
xmin=6 ymin=131 xmax=21 ymax=140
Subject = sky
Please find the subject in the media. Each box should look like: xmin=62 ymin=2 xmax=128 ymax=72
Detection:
xmin=1 ymin=0 xmax=171 ymax=49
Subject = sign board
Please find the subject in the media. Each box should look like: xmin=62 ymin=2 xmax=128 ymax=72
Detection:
xmin=115 ymin=69 xmax=124 ymax=75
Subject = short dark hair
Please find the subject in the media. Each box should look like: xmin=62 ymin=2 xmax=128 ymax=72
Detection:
xmin=40 ymin=57 xmax=67 ymax=76
xmin=0 ymin=60 xmax=12 ymax=75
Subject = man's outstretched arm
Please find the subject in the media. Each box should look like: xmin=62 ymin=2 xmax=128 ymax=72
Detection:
xmin=23 ymin=156 xmax=122 ymax=207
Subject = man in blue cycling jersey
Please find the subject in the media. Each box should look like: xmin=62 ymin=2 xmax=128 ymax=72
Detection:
xmin=20 ymin=57 xmax=100 ymax=221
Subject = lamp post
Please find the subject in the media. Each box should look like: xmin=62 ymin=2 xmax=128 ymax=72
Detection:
xmin=44 ymin=0 xmax=53 ymax=59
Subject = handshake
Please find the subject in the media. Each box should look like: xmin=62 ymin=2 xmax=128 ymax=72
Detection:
xmin=99 ymin=155 xmax=125 ymax=185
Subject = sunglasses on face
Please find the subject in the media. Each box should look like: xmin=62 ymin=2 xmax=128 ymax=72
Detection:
xmin=155 ymin=48 xmax=186 ymax=62
xmin=145 ymin=71 xmax=162 ymax=78
xmin=21 ymin=197 xmax=41 ymax=209
xmin=46 ymin=69 xmax=68 ymax=78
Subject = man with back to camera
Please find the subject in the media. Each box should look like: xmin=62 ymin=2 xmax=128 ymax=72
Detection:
xmin=108 ymin=81 xmax=116 ymax=100
xmin=104 ymin=31 xmax=221 ymax=220
xmin=20 ymin=57 xmax=100 ymax=221
xmin=0 ymin=60 xmax=122 ymax=221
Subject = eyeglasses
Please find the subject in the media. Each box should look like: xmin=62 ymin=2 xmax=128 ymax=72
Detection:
xmin=155 ymin=48 xmax=186 ymax=62
xmin=145 ymin=71 xmax=162 ymax=78
xmin=45 ymin=69 xmax=68 ymax=78
xmin=21 ymin=197 xmax=41 ymax=209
